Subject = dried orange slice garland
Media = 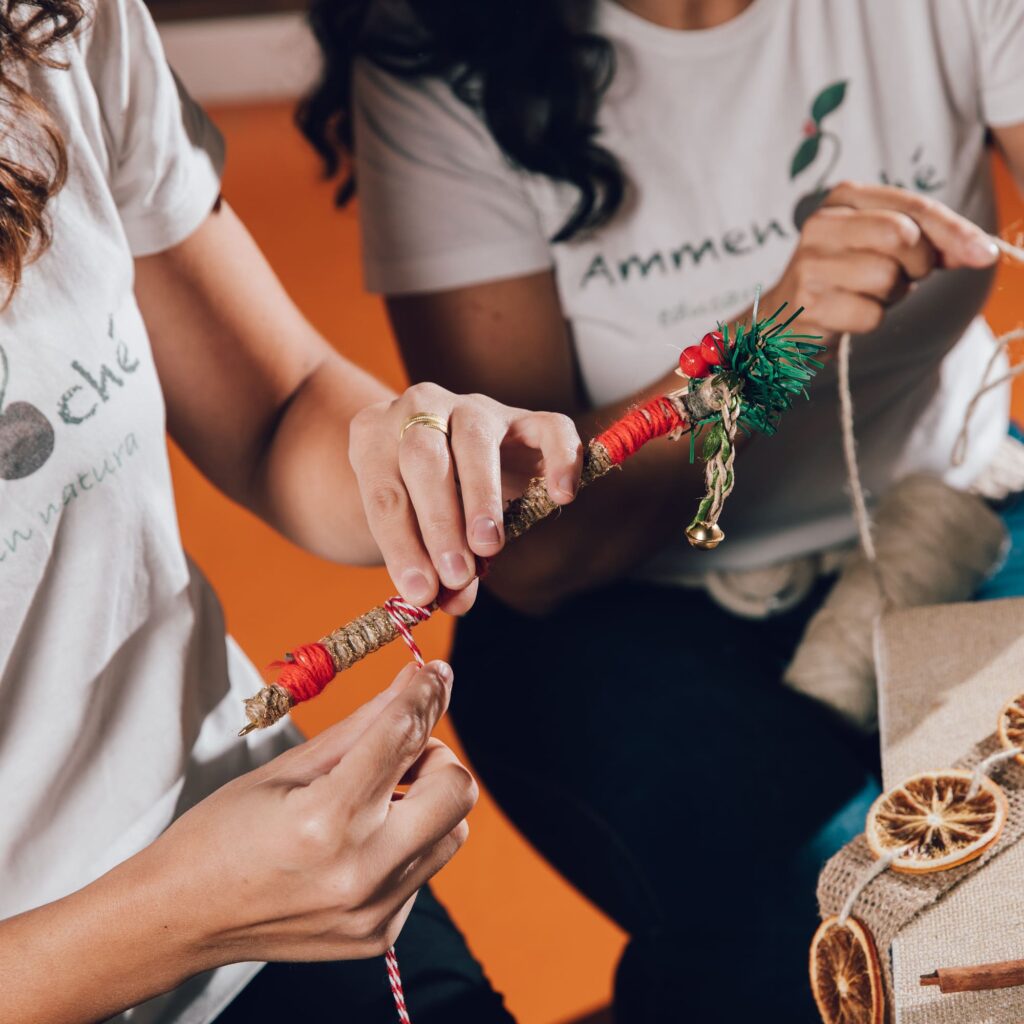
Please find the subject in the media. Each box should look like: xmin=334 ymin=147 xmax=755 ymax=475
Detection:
xmin=998 ymin=693 xmax=1024 ymax=766
xmin=810 ymin=916 xmax=885 ymax=1024
xmin=864 ymin=770 xmax=1008 ymax=874
xmin=810 ymin=692 xmax=1024 ymax=1024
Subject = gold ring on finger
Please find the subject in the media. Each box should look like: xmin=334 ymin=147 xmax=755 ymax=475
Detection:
xmin=400 ymin=412 xmax=451 ymax=442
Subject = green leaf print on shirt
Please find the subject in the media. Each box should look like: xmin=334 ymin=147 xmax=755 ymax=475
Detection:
xmin=811 ymin=81 xmax=847 ymax=124
xmin=790 ymin=80 xmax=848 ymax=229
xmin=790 ymin=134 xmax=821 ymax=179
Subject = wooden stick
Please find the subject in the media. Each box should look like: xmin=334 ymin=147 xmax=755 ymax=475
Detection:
xmin=920 ymin=959 xmax=1024 ymax=994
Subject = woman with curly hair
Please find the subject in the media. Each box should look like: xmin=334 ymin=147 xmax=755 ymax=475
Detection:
xmin=301 ymin=0 xmax=1024 ymax=1018
xmin=0 ymin=3 xmax=584 ymax=1022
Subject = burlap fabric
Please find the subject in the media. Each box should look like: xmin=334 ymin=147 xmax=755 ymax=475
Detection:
xmin=816 ymin=599 xmax=1024 ymax=1023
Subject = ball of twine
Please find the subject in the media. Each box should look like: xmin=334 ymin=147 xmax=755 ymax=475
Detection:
xmin=784 ymin=473 xmax=1007 ymax=730
xmin=783 ymin=331 xmax=1010 ymax=731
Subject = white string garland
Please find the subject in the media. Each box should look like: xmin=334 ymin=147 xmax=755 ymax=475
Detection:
xmin=968 ymin=747 xmax=1024 ymax=799
xmin=838 ymin=851 xmax=898 ymax=926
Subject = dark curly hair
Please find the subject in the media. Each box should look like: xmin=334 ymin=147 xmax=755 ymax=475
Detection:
xmin=0 ymin=1 xmax=83 ymax=303
xmin=297 ymin=0 xmax=624 ymax=242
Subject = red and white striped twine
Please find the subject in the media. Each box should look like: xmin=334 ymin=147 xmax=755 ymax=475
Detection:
xmin=385 ymin=946 xmax=412 ymax=1024
xmin=380 ymin=596 xmax=433 ymax=1023
xmin=383 ymin=596 xmax=432 ymax=668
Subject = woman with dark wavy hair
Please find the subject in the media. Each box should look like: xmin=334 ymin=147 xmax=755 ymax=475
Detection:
xmin=0 ymin=3 xmax=586 ymax=1022
xmin=301 ymin=0 xmax=1024 ymax=1018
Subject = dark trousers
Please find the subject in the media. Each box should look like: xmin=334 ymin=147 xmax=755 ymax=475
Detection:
xmin=448 ymin=579 xmax=877 ymax=1023
xmin=216 ymin=885 xmax=514 ymax=1023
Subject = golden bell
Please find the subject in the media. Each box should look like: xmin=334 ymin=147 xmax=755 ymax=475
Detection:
xmin=686 ymin=521 xmax=725 ymax=550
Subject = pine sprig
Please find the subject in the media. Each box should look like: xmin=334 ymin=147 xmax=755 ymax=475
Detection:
xmin=689 ymin=302 xmax=825 ymax=439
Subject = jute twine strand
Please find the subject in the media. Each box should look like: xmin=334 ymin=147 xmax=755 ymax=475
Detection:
xmin=837 ymin=332 xmax=879 ymax=569
xmin=818 ymin=737 xmax=1024 ymax=1006
xmin=701 ymin=388 xmax=739 ymax=528
xmin=953 ymin=328 xmax=1024 ymax=468
xmin=688 ymin=382 xmax=745 ymax=532
xmin=951 ymin=237 xmax=1024 ymax=463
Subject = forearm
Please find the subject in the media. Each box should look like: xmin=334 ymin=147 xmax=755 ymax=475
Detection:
xmin=137 ymin=202 xmax=396 ymax=566
xmin=0 ymin=853 xmax=211 ymax=1024
xmin=250 ymin=353 xmax=393 ymax=566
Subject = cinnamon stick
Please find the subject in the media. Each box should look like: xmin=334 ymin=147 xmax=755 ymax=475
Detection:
xmin=921 ymin=958 xmax=1024 ymax=994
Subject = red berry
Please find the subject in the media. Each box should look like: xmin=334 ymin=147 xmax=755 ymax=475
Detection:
xmin=678 ymin=345 xmax=711 ymax=378
xmin=700 ymin=330 xmax=727 ymax=365
xmin=804 ymin=119 xmax=818 ymax=137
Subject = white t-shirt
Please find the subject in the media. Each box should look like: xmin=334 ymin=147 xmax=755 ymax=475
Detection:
xmin=354 ymin=0 xmax=1024 ymax=574
xmin=0 ymin=4 xmax=293 ymax=1021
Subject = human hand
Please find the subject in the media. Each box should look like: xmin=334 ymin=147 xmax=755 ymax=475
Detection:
xmin=138 ymin=661 xmax=476 ymax=967
xmin=764 ymin=181 xmax=999 ymax=339
xmin=348 ymin=383 xmax=584 ymax=614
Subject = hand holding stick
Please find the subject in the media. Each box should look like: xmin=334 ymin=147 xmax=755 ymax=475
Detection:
xmin=239 ymin=300 xmax=823 ymax=735
xmin=240 ymin=392 xmax=698 ymax=734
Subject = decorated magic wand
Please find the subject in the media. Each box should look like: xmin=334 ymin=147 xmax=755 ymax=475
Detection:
xmin=239 ymin=295 xmax=824 ymax=735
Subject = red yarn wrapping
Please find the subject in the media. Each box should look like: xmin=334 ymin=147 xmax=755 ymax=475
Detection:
xmin=266 ymin=396 xmax=683 ymax=711
xmin=595 ymin=396 xmax=687 ymax=465
xmin=271 ymin=642 xmax=337 ymax=703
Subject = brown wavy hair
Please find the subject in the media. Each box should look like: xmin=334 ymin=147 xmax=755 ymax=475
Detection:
xmin=0 ymin=1 xmax=83 ymax=303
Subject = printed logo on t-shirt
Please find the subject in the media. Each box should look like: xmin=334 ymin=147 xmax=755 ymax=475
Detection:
xmin=0 ymin=317 xmax=139 ymax=482
xmin=56 ymin=316 xmax=141 ymax=426
xmin=789 ymin=80 xmax=946 ymax=228
xmin=790 ymin=80 xmax=848 ymax=229
xmin=878 ymin=149 xmax=946 ymax=195
xmin=0 ymin=344 xmax=55 ymax=480
xmin=575 ymin=78 xmax=951 ymax=320
xmin=0 ymin=315 xmax=144 ymax=565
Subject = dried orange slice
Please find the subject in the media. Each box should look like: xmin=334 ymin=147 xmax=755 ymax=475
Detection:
xmin=997 ymin=694 xmax=1024 ymax=766
xmin=865 ymin=769 xmax=1007 ymax=874
xmin=809 ymin=916 xmax=884 ymax=1024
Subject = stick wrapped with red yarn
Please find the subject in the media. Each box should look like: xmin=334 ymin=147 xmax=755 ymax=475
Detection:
xmin=239 ymin=393 xmax=696 ymax=735
xmin=239 ymin=300 xmax=823 ymax=735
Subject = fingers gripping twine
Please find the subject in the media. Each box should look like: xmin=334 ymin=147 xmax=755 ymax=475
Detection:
xmin=383 ymin=596 xmax=432 ymax=668
xmin=378 ymin=596 xmax=435 ymax=1024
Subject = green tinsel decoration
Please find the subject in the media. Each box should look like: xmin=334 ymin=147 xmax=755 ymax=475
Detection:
xmin=688 ymin=301 xmax=826 ymax=441
xmin=680 ymin=299 xmax=823 ymax=546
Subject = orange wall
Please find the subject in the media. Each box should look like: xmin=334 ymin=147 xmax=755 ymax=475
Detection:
xmin=169 ymin=102 xmax=1024 ymax=1024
